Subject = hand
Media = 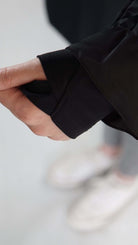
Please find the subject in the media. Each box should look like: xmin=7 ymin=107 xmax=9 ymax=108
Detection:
xmin=0 ymin=58 xmax=70 ymax=141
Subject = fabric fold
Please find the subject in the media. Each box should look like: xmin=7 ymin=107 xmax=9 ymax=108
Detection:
xmin=66 ymin=0 xmax=138 ymax=139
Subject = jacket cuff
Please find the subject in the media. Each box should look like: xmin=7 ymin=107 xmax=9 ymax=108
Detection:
xmin=50 ymin=64 xmax=113 ymax=139
xmin=20 ymin=49 xmax=79 ymax=116
xmin=20 ymin=48 xmax=113 ymax=139
xmin=66 ymin=0 xmax=138 ymax=140
xmin=37 ymin=49 xmax=114 ymax=139
xmin=37 ymin=49 xmax=80 ymax=101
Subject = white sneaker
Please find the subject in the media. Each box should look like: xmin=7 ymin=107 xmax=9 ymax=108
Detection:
xmin=47 ymin=148 xmax=121 ymax=189
xmin=67 ymin=173 xmax=138 ymax=231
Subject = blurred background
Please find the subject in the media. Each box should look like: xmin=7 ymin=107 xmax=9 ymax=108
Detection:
xmin=0 ymin=0 xmax=138 ymax=244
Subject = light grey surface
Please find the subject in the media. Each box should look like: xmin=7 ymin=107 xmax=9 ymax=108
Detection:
xmin=0 ymin=1 xmax=138 ymax=244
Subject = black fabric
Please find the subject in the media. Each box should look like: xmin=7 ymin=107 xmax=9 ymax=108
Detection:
xmin=45 ymin=0 xmax=127 ymax=43
xmin=66 ymin=0 xmax=138 ymax=139
xmin=20 ymin=0 xmax=138 ymax=140
xmin=20 ymin=49 xmax=79 ymax=115
xmin=20 ymin=49 xmax=114 ymax=138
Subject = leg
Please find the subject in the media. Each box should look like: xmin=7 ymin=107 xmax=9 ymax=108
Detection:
xmin=67 ymin=127 xmax=138 ymax=231
xmin=103 ymin=124 xmax=123 ymax=147
xmin=116 ymin=132 xmax=138 ymax=178
xmin=46 ymin=125 xmax=124 ymax=188
xmin=100 ymin=124 xmax=123 ymax=156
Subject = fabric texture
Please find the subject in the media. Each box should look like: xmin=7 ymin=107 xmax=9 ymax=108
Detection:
xmin=20 ymin=0 xmax=138 ymax=140
xmin=46 ymin=0 xmax=126 ymax=43
xmin=66 ymin=0 xmax=138 ymax=140
xmin=20 ymin=49 xmax=114 ymax=138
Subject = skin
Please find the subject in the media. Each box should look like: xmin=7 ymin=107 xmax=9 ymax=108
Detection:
xmin=0 ymin=58 xmax=136 ymax=181
xmin=0 ymin=58 xmax=70 ymax=141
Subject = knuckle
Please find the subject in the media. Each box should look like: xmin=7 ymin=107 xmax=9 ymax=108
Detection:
xmin=21 ymin=112 xmax=33 ymax=124
xmin=22 ymin=112 xmax=35 ymax=125
xmin=15 ymin=105 xmax=33 ymax=124
xmin=25 ymin=109 xmax=50 ymax=126
xmin=33 ymin=130 xmax=44 ymax=136
xmin=15 ymin=103 xmax=49 ymax=126
xmin=30 ymin=127 xmax=46 ymax=137
xmin=48 ymin=135 xmax=70 ymax=141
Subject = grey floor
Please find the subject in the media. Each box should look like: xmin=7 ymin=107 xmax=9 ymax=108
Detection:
xmin=0 ymin=1 xmax=138 ymax=244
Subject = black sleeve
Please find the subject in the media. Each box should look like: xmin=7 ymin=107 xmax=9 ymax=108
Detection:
xmin=20 ymin=0 xmax=138 ymax=140
xmin=65 ymin=0 xmax=138 ymax=140
xmin=20 ymin=49 xmax=114 ymax=139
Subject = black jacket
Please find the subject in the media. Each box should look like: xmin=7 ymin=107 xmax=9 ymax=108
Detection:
xmin=46 ymin=0 xmax=127 ymax=43
xmin=20 ymin=0 xmax=138 ymax=140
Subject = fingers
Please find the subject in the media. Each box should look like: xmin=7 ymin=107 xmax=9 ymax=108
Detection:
xmin=0 ymin=58 xmax=70 ymax=141
xmin=0 ymin=87 xmax=70 ymax=141
xmin=0 ymin=87 xmax=48 ymax=125
xmin=0 ymin=58 xmax=47 ymax=90
xmin=28 ymin=121 xmax=70 ymax=141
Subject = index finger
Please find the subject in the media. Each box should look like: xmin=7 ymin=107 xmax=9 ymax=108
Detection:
xmin=0 ymin=58 xmax=47 ymax=90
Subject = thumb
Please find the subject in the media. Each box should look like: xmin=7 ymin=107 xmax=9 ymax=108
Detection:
xmin=0 ymin=58 xmax=47 ymax=90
